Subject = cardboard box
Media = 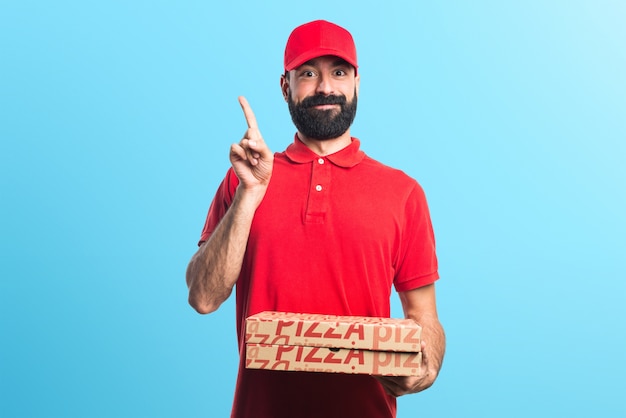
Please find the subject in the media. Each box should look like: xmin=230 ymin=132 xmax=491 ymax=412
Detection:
xmin=245 ymin=311 xmax=422 ymax=376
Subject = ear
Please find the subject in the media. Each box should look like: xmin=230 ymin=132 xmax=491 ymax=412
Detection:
xmin=280 ymin=74 xmax=290 ymax=102
xmin=355 ymin=73 xmax=360 ymax=97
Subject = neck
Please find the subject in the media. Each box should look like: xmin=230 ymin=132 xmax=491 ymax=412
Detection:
xmin=297 ymin=131 xmax=352 ymax=156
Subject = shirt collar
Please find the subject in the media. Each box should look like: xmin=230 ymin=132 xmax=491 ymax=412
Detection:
xmin=284 ymin=134 xmax=365 ymax=168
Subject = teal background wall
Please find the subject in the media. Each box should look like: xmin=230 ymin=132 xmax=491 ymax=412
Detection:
xmin=2 ymin=1 xmax=625 ymax=416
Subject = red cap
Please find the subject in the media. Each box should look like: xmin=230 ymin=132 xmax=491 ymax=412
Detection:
xmin=284 ymin=20 xmax=358 ymax=73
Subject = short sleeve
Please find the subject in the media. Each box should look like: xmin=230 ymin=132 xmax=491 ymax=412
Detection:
xmin=198 ymin=168 xmax=240 ymax=246
xmin=393 ymin=182 xmax=439 ymax=292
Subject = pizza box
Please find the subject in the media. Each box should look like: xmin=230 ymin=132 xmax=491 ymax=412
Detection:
xmin=244 ymin=311 xmax=422 ymax=376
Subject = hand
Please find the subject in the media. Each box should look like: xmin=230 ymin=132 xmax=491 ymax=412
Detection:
xmin=230 ymin=96 xmax=274 ymax=196
xmin=374 ymin=341 xmax=440 ymax=397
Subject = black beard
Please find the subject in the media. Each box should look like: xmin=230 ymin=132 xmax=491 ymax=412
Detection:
xmin=288 ymin=92 xmax=357 ymax=140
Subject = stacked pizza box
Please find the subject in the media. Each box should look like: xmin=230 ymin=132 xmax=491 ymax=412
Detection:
xmin=245 ymin=311 xmax=422 ymax=376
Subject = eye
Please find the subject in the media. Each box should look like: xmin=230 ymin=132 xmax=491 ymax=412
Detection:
xmin=334 ymin=69 xmax=347 ymax=77
xmin=300 ymin=70 xmax=316 ymax=77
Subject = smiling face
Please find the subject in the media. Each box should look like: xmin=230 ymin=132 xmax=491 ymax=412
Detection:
xmin=282 ymin=55 xmax=360 ymax=141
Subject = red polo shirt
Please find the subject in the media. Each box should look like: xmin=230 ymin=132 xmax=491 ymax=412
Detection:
xmin=199 ymin=136 xmax=438 ymax=418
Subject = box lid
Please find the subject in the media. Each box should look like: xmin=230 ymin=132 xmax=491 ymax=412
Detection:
xmin=245 ymin=311 xmax=421 ymax=353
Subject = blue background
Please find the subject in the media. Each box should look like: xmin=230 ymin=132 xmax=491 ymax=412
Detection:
xmin=1 ymin=1 xmax=625 ymax=417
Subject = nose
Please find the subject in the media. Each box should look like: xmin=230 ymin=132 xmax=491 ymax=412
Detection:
xmin=315 ymin=73 xmax=334 ymax=95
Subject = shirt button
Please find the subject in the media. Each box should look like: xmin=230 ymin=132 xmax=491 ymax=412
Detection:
xmin=315 ymin=185 xmax=323 ymax=192
xmin=318 ymin=158 xmax=325 ymax=164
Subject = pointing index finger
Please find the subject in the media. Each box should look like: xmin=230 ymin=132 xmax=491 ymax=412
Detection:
xmin=238 ymin=96 xmax=259 ymax=130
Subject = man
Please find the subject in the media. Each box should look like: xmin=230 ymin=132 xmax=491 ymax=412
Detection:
xmin=186 ymin=20 xmax=445 ymax=418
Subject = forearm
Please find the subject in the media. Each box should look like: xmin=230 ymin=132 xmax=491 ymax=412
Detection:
xmin=186 ymin=188 xmax=261 ymax=314
xmin=409 ymin=311 xmax=445 ymax=380
xmin=400 ymin=285 xmax=446 ymax=377
xmin=375 ymin=285 xmax=446 ymax=395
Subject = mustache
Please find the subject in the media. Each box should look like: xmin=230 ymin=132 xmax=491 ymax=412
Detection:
xmin=301 ymin=94 xmax=347 ymax=108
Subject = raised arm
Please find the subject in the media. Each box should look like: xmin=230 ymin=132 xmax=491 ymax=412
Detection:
xmin=186 ymin=97 xmax=274 ymax=314
xmin=375 ymin=284 xmax=446 ymax=396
